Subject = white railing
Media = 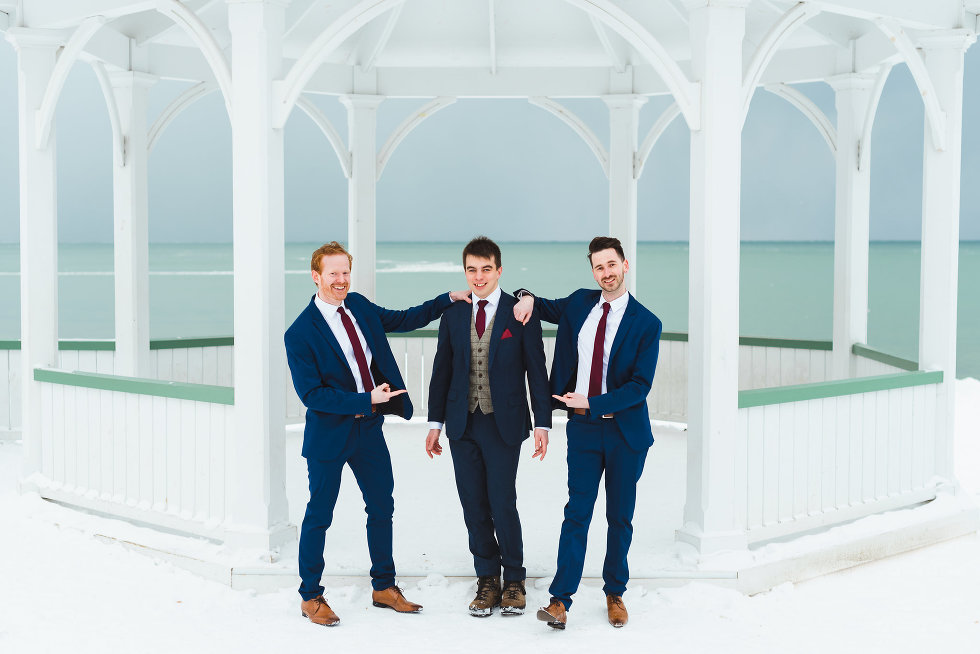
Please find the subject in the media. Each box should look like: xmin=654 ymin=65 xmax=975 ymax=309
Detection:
xmin=32 ymin=368 xmax=235 ymax=539
xmin=2 ymin=334 xmax=846 ymax=433
xmin=736 ymin=371 xmax=944 ymax=544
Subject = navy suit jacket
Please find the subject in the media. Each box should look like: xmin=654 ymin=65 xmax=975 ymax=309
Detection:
xmin=536 ymin=289 xmax=662 ymax=451
xmin=427 ymin=291 xmax=552 ymax=445
xmin=285 ymin=291 xmax=453 ymax=460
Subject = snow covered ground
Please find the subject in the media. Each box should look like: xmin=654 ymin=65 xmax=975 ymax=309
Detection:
xmin=1 ymin=379 xmax=979 ymax=653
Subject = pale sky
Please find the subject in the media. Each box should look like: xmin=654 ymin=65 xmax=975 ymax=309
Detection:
xmin=1 ymin=43 xmax=979 ymax=243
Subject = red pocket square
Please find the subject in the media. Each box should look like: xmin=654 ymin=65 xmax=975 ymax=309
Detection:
xmin=501 ymin=329 xmax=513 ymax=339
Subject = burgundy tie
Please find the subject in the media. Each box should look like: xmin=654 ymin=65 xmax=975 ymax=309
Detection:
xmin=475 ymin=299 xmax=489 ymax=339
xmin=337 ymin=306 xmax=374 ymax=392
xmin=588 ymin=302 xmax=610 ymax=398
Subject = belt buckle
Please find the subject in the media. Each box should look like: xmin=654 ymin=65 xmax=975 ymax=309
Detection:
xmin=601 ymin=413 xmax=613 ymax=419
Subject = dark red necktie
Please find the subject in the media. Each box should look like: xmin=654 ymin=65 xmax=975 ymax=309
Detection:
xmin=475 ymin=299 xmax=489 ymax=338
xmin=337 ymin=306 xmax=374 ymax=392
xmin=588 ymin=302 xmax=610 ymax=397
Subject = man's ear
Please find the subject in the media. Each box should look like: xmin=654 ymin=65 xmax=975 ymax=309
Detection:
xmin=623 ymin=259 xmax=630 ymax=273
xmin=311 ymin=270 xmax=319 ymax=286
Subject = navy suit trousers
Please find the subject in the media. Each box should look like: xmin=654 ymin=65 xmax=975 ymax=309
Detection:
xmin=298 ymin=414 xmax=396 ymax=600
xmin=448 ymin=408 xmax=526 ymax=581
xmin=549 ymin=412 xmax=648 ymax=610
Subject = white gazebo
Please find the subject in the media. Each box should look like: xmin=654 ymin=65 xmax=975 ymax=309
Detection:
xmin=2 ymin=0 xmax=977 ymax=591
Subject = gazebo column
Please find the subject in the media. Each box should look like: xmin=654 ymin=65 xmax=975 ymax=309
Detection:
xmin=227 ymin=0 xmax=292 ymax=549
xmin=109 ymin=71 xmax=155 ymax=377
xmin=7 ymin=30 xmax=61 ymax=481
xmin=828 ymin=74 xmax=875 ymax=380
xmin=604 ymin=95 xmax=646 ymax=294
xmin=676 ymin=0 xmax=748 ymax=555
xmin=341 ymin=95 xmax=384 ymax=300
xmin=917 ymin=32 xmax=973 ymax=479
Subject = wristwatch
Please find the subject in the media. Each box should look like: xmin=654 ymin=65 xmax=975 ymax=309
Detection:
xmin=514 ymin=288 xmax=535 ymax=300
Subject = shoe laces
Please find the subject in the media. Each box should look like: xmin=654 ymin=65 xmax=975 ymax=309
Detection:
xmin=474 ymin=577 xmax=498 ymax=602
xmin=502 ymin=582 xmax=524 ymax=601
xmin=608 ymin=595 xmax=624 ymax=608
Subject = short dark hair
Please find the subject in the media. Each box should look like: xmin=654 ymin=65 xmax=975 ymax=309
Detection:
xmin=587 ymin=236 xmax=625 ymax=265
xmin=462 ymin=236 xmax=502 ymax=268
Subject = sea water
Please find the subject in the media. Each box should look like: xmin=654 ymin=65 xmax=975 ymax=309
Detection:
xmin=0 ymin=241 xmax=977 ymax=379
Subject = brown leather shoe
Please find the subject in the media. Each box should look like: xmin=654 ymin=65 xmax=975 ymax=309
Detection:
xmin=300 ymin=596 xmax=340 ymax=626
xmin=536 ymin=597 xmax=567 ymax=630
xmin=500 ymin=579 xmax=526 ymax=616
xmin=372 ymin=585 xmax=422 ymax=613
xmin=606 ymin=594 xmax=628 ymax=628
xmin=469 ymin=575 xmax=501 ymax=617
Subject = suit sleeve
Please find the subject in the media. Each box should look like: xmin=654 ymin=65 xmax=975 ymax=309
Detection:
xmin=528 ymin=293 xmax=572 ymax=325
xmin=587 ymin=319 xmax=662 ymax=417
xmin=522 ymin=312 xmax=553 ymax=429
xmin=285 ymin=333 xmax=372 ymax=415
xmin=372 ymin=292 xmax=453 ymax=333
xmin=427 ymin=314 xmax=453 ymax=424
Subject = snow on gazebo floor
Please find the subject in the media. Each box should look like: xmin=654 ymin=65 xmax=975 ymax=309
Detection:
xmin=1 ymin=378 xmax=978 ymax=653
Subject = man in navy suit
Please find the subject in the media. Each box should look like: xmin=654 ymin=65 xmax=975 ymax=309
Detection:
xmin=285 ymin=241 xmax=470 ymax=627
xmin=425 ymin=236 xmax=552 ymax=617
xmin=513 ymin=236 xmax=662 ymax=630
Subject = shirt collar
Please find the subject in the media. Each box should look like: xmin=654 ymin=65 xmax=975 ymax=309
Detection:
xmin=474 ymin=285 xmax=502 ymax=308
xmin=598 ymin=291 xmax=629 ymax=313
xmin=314 ymin=293 xmax=345 ymax=319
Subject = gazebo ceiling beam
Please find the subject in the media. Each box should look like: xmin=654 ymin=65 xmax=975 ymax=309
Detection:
xmin=283 ymin=0 xmax=321 ymax=39
xmin=362 ymin=2 xmax=402 ymax=71
xmin=589 ymin=14 xmax=628 ymax=73
xmin=21 ymin=0 xmax=154 ymax=29
xmin=807 ymin=0 xmax=965 ymax=31
xmin=82 ymin=22 xmax=133 ymax=71
xmin=758 ymin=0 xmax=844 ymax=48
xmin=663 ymin=0 xmax=690 ymax=25
xmin=852 ymin=27 xmax=902 ymax=72
xmin=136 ymin=0 xmax=220 ymax=46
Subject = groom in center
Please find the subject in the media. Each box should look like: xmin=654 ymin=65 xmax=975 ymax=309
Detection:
xmin=425 ymin=236 xmax=552 ymax=617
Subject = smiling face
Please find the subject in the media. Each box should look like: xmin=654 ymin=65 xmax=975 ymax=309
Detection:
xmin=464 ymin=254 xmax=502 ymax=299
xmin=590 ymin=248 xmax=629 ymax=298
xmin=312 ymin=253 xmax=352 ymax=305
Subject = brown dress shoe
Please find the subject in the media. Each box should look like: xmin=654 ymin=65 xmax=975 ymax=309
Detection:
xmin=500 ymin=579 xmax=526 ymax=616
xmin=469 ymin=576 xmax=501 ymax=617
xmin=300 ymin=596 xmax=340 ymax=626
xmin=536 ymin=597 xmax=567 ymax=630
xmin=606 ymin=594 xmax=628 ymax=628
xmin=372 ymin=585 xmax=423 ymax=613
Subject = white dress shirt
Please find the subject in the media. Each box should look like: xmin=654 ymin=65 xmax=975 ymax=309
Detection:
xmin=574 ymin=291 xmax=629 ymax=397
xmin=315 ymin=293 xmax=375 ymax=393
xmin=429 ymin=285 xmax=548 ymax=432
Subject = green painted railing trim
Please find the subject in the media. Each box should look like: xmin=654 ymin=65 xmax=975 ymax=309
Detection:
xmin=33 ymin=368 xmax=235 ymax=405
xmin=738 ymin=336 xmax=832 ymax=350
xmin=661 ymin=332 xmax=688 ymax=342
xmin=150 ymin=337 xmax=235 ymax=350
xmin=852 ymin=343 xmax=918 ymax=372
xmin=59 ymin=340 xmax=115 ymax=351
xmin=0 ymin=340 xmax=21 ymax=350
xmin=738 ymin=370 xmax=943 ymax=409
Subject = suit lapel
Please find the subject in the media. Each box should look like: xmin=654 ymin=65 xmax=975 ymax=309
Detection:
xmin=608 ymin=294 xmax=637 ymax=369
xmin=487 ymin=292 xmax=514 ymax=369
xmin=308 ymin=297 xmax=356 ymax=386
xmin=571 ymin=290 xmax=602 ymax=339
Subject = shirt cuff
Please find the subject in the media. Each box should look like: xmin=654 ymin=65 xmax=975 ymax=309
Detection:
xmin=428 ymin=422 xmax=444 ymax=431
xmin=534 ymin=426 xmax=551 ymax=432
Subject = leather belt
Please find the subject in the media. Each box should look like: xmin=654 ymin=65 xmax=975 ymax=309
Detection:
xmin=573 ymin=408 xmax=613 ymax=419
xmin=354 ymin=405 xmax=379 ymax=419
